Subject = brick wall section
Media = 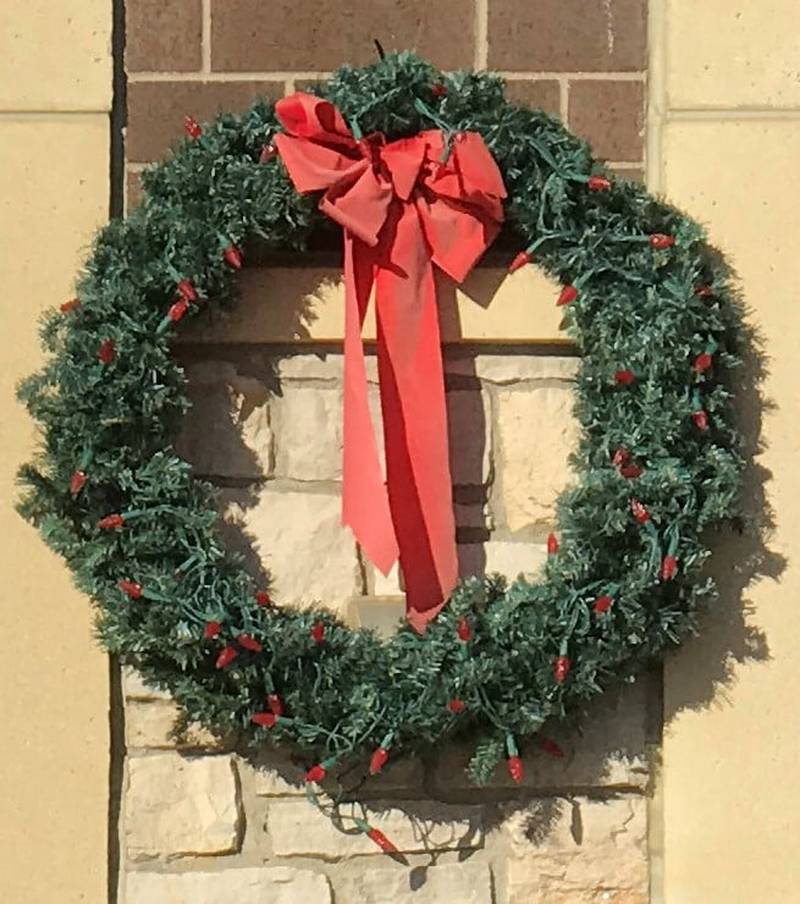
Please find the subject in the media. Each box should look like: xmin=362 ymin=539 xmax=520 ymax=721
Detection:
xmin=125 ymin=0 xmax=647 ymax=203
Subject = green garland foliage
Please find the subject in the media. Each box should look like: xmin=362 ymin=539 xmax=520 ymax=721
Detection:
xmin=17 ymin=53 xmax=743 ymax=785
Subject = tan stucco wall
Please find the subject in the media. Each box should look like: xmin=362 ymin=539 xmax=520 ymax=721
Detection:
xmin=0 ymin=4 xmax=112 ymax=903
xmin=652 ymin=1 xmax=800 ymax=901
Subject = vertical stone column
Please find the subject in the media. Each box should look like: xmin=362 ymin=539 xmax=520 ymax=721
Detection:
xmin=0 ymin=4 xmax=112 ymax=903
xmin=652 ymin=1 xmax=800 ymax=901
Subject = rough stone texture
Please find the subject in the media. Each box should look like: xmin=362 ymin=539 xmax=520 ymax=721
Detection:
xmin=125 ymin=754 xmax=242 ymax=859
xmin=127 ymin=867 xmax=331 ymax=904
xmin=462 ymin=355 xmax=579 ymax=386
xmin=458 ymin=541 xmax=548 ymax=582
xmin=488 ymin=0 xmax=647 ymax=72
xmin=123 ymin=666 xmax=171 ymax=701
xmin=371 ymin=560 xmax=402 ymax=596
xmin=277 ymin=353 xmax=348 ymax=383
xmin=127 ymin=81 xmax=283 ymax=162
xmin=568 ymin=80 xmax=646 ymax=162
xmin=495 ymin=385 xmax=579 ymax=532
xmin=504 ymin=80 xmax=562 ymax=117
xmin=336 ymin=862 xmax=493 ymax=904
xmin=352 ymin=595 xmax=406 ymax=637
xmin=176 ymin=362 xmax=273 ymax=479
xmin=252 ymin=769 xmax=306 ymax=798
xmin=272 ymin=385 xmax=342 ymax=481
xmin=447 ymin=389 xmax=492 ymax=486
xmin=125 ymin=0 xmax=202 ymax=72
xmin=125 ymin=700 xmax=224 ymax=751
xmin=431 ymin=680 xmax=651 ymax=793
xmin=501 ymin=796 xmax=649 ymax=904
xmin=219 ymin=488 xmax=360 ymax=614
xmin=210 ymin=0 xmax=475 ymax=72
xmin=267 ymin=800 xmax=483 ymax=858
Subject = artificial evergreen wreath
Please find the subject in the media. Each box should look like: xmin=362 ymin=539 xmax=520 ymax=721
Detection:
xmin=18 ymin=53 xmax=743 ymax=842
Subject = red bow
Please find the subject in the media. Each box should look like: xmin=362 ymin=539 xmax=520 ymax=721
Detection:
xmin=275 ymin=93 xmax=506 ymax=632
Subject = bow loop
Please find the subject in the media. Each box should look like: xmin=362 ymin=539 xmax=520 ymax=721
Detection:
xmin=276 ymin=93 xmax=356 ymax=148
xmin=274 ymin=92 xmax=506 ymax=631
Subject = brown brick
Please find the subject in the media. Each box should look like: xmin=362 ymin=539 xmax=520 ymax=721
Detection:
xmin=488 ymin=0 xmax=646 ymax=72
xmin=126 ymin=81 xmax=283 ymax=163
xmin=210 ymin=0 xmax=474 ymax=72
xmin=568 ymin=80 xmax=645 ymax=161
xmin=126 ymin=170 xmax=143 ymax=210
xmin=126 ymin=0 xmax=203 ymax=72
xmin=503 ymin=80 xmax=561 ymax=118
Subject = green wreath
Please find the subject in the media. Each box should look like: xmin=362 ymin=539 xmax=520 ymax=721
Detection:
xmin=18 ymin=53 xmax=743 ymax=817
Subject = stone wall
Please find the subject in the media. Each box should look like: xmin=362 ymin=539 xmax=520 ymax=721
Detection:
xmin=122 ymin=661 xmax=652 ymax=904
xmin=119 ymin=349 xmax=655 ymax=904
xmin=174 ymin=350 xmax=581 ymax=624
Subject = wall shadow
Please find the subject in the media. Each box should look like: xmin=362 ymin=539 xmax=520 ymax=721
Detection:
xmin=663 ymin=271 xmax=781 ymax=718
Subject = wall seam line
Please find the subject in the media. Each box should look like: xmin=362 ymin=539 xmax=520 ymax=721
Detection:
xmin=201 ymin=0 xmax=212 ymax=73
xmin=474 ymin=0 xmax=488 ymax=69
xmin=646 ymin=3 xmax=668 ymax=899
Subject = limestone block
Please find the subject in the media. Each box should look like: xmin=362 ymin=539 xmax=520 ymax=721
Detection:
xmin=122 ymin=666 xmax=171 ymax=701
xmin=176 ymin=362 xmax=273 ymax=479
xmin=432 ymin=681 xmax=650 ymax=792
xmin=252 ymin=768 xmax=306 ymax=798
xmin=0 ymin=1 xmax=111 ymax=111
xmin=495 ymin=385 xmax=579 ymax=530
xmin=666 ymin=1 xmax=800 ymax=108
xmin=125 ymin=700 xmax=223 ymax=751
xmin=181 ymin=265 xmax=567 ymax=343
xmin=251 ymin=744 xmax=425 ymax=797
xmin=126 ymin=867 xmax=331 ymax=904
xmin=272 ymin=384 xmax=343 ymax=481
xmin=371 ymin=560 xmax=402 ymax=596
xmin=125 ymin=754 xmax=241 ymax=858
xmin=446 ymin=355 xmax=580 ymax=385
xmin=277 ymin=353 xmax=344 ymax=383
xmin=336 ymin=862 xmax=492 ymax=904
xmin=447 ymin=389 xmax=492 ymax=486
xmin=248 ymin=748 xmax=305 ymax=797
xmin=502 ymin=796 xmax=648 ymax=904
xmin=352 ymin=595 xmax=406 ymax=638
xmin=662 ymin=119 xmax=800 ymax=903
xmin=458 ymin=541 xmax=548 ymax=582
xmin=1 ymin=115 xmax=111 ymax=904
xmin=266 ymin=800 xmax=483 ymax=858
xmin=219 ymin=488 xmax=359 ymax=615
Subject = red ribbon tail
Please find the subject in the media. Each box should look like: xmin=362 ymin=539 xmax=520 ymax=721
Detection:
xmin=341 ymin=233 xmax=399 ymax=575
xmin=375 ymin=205 xmax=459 ymax=633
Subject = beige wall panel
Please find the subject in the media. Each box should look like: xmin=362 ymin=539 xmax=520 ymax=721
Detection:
xmin=666 ymin=0 xmax=800 ymax=108
xmin=0 ymin=116 xmax=110 ymax=904
xmin=182 ymin=265 xmax=570 ymax=344
xmin=0 ymin=1 xmax=111 ymax=112
xmin=662 ymin=118 xmax=800 ymax=903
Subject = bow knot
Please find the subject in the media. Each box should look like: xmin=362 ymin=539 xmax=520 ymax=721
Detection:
xmin=275 ymin=92 xmax=506 ymax=632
